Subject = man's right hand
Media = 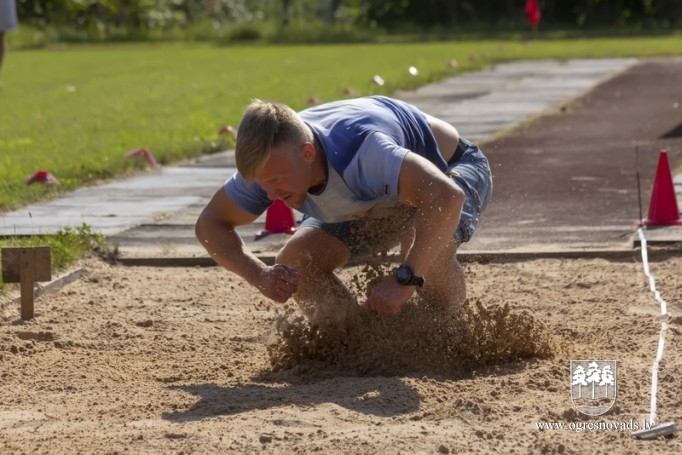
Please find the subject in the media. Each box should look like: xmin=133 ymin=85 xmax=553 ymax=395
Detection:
xmin=196 ymin=189 xmax=300 ymax=303
xmin=257 ymin=264 xmax=299 ymax=303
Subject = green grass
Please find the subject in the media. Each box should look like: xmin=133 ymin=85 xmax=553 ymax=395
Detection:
xmin=0 ymin=224 xmax=107 ymax=291
xmin=1 ymin=35 xmax=682 ymax=212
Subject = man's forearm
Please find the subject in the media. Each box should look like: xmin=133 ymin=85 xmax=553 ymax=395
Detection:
xmin=196 ymin=221 xmax=267 ymax=287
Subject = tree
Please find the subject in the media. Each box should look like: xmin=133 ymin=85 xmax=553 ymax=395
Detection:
xmin=571 ymin=364 xmax=588 ymax=398
xmin=599 ymin=364 xmax=615 ymax=397
xmin=586 ymin=361 xmax=601 ymax=400
xmin=14 ymin=0 xmax=682 ymax=35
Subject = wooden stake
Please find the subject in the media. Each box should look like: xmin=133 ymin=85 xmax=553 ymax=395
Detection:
xmin=1 ymin=247 xmax=52 ymax=320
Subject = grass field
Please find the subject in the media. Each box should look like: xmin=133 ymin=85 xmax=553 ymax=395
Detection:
xmin=1 ymin=35 xmax=682 ymax=211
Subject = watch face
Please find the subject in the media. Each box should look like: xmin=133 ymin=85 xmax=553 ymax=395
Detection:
xmin=396 ymin=265 xmax=413 ymax=285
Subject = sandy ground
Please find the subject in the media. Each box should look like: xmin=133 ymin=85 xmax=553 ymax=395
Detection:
xmin=1 ymin=252 xmax=681 ymax=454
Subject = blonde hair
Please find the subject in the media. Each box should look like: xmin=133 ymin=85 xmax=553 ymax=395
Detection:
xmin=235 ymin=99 xmax=312 ymax=181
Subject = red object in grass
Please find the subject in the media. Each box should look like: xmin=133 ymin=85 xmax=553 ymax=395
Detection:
xmin=125 ymin=147 xmax=158 ymax=167
xmin=26 ymin=170 xmax=59 ymax=185
xmin=218 ymin=125 xmax=238 ymax=139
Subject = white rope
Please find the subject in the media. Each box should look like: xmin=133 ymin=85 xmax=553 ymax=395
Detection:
xmin=637 ymin=227 xmax=671 ymax=426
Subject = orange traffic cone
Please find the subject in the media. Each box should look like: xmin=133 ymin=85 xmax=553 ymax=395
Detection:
xmin=642 ymin=150 xmax=682 ymax=227
xmin=254 ymin=200 xmax=297 ymax=240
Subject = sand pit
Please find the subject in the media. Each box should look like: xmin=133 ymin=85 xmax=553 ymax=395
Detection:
xmin=1 ymin=254 xmax=681 ymax=454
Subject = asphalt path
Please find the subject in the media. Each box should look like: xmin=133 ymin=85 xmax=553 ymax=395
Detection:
xmin=463 ymin=57 xmax=682 ymax=254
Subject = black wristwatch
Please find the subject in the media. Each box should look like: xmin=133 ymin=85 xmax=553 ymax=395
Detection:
xmin=395 ymin=265 xmax=425 ymax=287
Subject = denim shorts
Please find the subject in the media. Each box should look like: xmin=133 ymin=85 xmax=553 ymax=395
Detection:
xmin=446 ymin=138 xmax=493 ymax=245
xmin=300 ymin=138 xmax=493 ymax=260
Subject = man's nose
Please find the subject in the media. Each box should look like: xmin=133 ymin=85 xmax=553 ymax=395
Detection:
xmin=265 ymin=187 xmax=280 ymax=201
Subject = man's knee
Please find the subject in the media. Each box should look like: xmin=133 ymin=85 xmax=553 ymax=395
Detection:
xmin=275 ymin=237 xmax=308 ymax=270
xmin=276 ymin=228 xmax=349 ymax=272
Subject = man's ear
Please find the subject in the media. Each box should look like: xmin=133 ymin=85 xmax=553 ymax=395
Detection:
xmin=302 ymin=142 xmax=316 ymax=162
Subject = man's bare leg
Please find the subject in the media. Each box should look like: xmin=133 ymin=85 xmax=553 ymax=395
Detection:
xmin=423 ymin=240 xmax=466 ymax=311
xmin=401 ymin=228 xmax=466 ymax=311
xmin=276 ymin=227 xmax=360 ymax=327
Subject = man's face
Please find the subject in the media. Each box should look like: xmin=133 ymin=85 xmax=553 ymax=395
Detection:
xmin=254 ymin=144 xmax=312 ymax=209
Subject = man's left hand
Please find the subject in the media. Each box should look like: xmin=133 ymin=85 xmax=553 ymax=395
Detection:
xmin=363 ymin=278 xmax=416 ymax=316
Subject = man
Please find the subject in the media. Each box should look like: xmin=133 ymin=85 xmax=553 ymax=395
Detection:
xmin=0 ymin=0 xmax=18 ymax=75
xmin=196 ymin=96 xmax=492 ymax=326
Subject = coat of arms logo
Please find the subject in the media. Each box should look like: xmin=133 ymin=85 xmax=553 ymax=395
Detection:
xmin=570 ymin=360 xmax=617 ymax=416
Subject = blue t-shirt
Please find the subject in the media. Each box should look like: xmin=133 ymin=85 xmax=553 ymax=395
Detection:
xmin=224 ymin=96 xmax=444 ymax=223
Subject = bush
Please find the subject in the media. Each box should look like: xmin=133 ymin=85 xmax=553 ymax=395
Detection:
xmin=271 ymin=21 xmax=380 ymax=44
